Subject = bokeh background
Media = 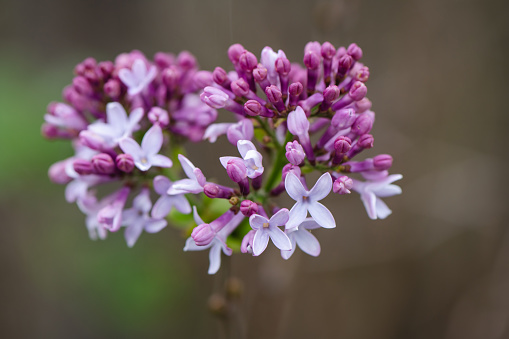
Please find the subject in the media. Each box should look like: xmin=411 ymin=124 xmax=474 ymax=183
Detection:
xmin=1 ymin=0 xmax=508 ymax=338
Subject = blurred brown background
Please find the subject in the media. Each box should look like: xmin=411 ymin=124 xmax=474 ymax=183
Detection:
xmin=1 ymin=0 xmax=508 ymax=338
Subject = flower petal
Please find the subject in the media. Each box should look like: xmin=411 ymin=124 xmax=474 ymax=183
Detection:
xmin=268 ymin=227 xmax=292 ymax=251
xmin=125 ymin=223 xmax=143 ymax=248
xmin=203 ymin=123 xmax=232 ymax=143
xmin=106 ymin=102 xmax=128 ymax=129
xmin=144 ymin=219 xmax=167 ymax=233
xmin=150 ymin=154 xmax=173 ymax=168
xmin=237 ymin=140 xmax=256 ymax=158
xmin=153 ymin=175 xmax=172 ymax=195
xmin=126 ymin=107 xmax=144 ymax=132
xmin=219 ymin=156 xmax=238 ymax=169
xmin=360 ymin=191 xmax=378 ymax=220
xmin=183 ymin=237 xmax=212 ymax=251
xmin=294 ymin=229 xmax=321 ymax=256
xmin=269 ymin=208 xmax=290 ymax=227
xmin=141 ymin=125 xmax=163 ymax=155
xmin=151 ymin=196 xmax=173 ymax=219
xmin=118 ymin=69 xmax=136 ymax=88
xmin=168 ymin=179 xmax=203 ymax=194
xmin=285 ymin=172 xmax=308 ymax=201
xmin=252 ymin=230 xmax=270 ymax=256
xmin=281 ymin=235 xmax=296 ymax=260
xmin=173 ymin=195 xmax=191 ymax=214
xmin=119 ymin=137 xmax=143 ymax=161
xmin=375 ymin=197 xmax=392 ymax=219
xmin=372 ymin=184 xmax=402 ymax=198
xmin=192 ymin=206 xmax=205 ymax=225
xmin=178 ymin=154 xmax=197 ymax=180
xmin=208 ymin=243 xmax=222 ymax=274
xmin=307 ymin=202 xmax=336 ymax=228
xmin=300 ymin=218 xmax=321 ymax=230
xmin=249 ymin=214 xmax=269 ymax=230
xmin=286 ymin=201 xmax=308 ymax=229
xmin=308 ymin=172 xmax=332 ymax=202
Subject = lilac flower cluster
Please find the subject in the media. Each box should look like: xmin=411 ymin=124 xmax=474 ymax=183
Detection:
xmin=44 ymin=42 xmax=402 ymax=275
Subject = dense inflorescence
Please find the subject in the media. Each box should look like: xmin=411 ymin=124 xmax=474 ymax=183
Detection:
xmin=44 ymin=42 xmax=402 ymax=274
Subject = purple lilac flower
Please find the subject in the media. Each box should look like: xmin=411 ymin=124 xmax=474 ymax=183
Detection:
xmin=184 ymin=207 xmax=245 ymax=274
xmin=122 ymin=188 xmax=167 ymax=247
xmin=151 ymin=175 xmax=192 ymax=219
xmin=97 ymin=186 xmax=131 ymax=232
xmin=285 ymin=172 xmax=335 ymax=229
xmin=119 ymin=124 xmax=172 ymax=171
xmin=281 ymin=218 xmax=322 ymax=260
xmin=351 ymin=173 xmax=403 ymax=220
xmin=118 ymin=58 xmax=157 ymax=96
xmin=168 ymin=154 xmax=207 ymax=194
xmin=249 ymin=208 xmax=292 ymax=256
xmin=219 ymin=140 xmax=264 ymax=179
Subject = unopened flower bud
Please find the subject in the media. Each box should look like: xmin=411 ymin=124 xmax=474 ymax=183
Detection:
xmin=240 ymin=200 xmax=259 ymax=217
xmin=337 ymin=54 xmax=353 ymax=75
xmin=72 ymin=76 xmax=93 ymax=96
xmin=154 ymin=52 xmax=175 ymax=68
xmin=177 ymin=51 xmax=197 ymax=70
xmin=358 ymin=134 xmax=374 ymax=149
xmin=331 ymin=108 xmax=356 ymax=129
xmin=275 ymin=57 xmax=291 ymax=75
xmin=333 ymin=176 xmax=353 ymax=194
xmin=231 ymin=78 xmax=250 ymax=97
xmin=104 ymin=79 xmax=121 ymax=99
xmin=347 ymin=43 xmax=363 ymax=60
xmin=192 ymin=223 xmax=215 ymax=246
xmin=355 ymin=66 xmax=370 ymax=82
xmin=289 ymin=82 xmax=303 ymax=97
xmin=334 ymin=136 xmax=352 ymax=154
xmin=265 ymin=85 xmax=285 ymax=111
xmin=226 ymin=158 xmax=247 ymax=182
xmin=285 ymin=141 xmax=305 ymax=165
xmin=351 ymin=113 xmax=373 ymax=135
xmin=212 ymin=67 xmax=229 ymax=85
xmin=321 ymin=42 xmax=336 ymax=59
xmin=253 ymin=66 xmax=268 ymax=82
xmin=73 ymin=159 xmax=93 ymax=175
xmin=162 ymin=66 xmax=181 ymax=89
xmin=204 ymin=184 xmax=220 ymax=198
xmin=228 ymin=44 xmax=245 ymax=64
xmin=349 ymin=81 xmax=367 ymax=101
xmin=354 ymin=98 xmax=372 ymax=113
xmin=97 ymin=61 xmax=114 ymax=79
xmin=91 ymin=153 xmax=115 ymax=174
xmin=148 ymin=107 xmax=170 ymax=128
xmin=244 ymin=100 xmax=262 ymax=116
xmin=239 ymin=51 xmax=258 ymax=71
xmin=303 ymin=51 xmax=320 ymax=69
xmin=48 ymin=160 xmax=72 ymax=184
xmin=116 ymin=154 xmax=134 ymax=173
xmin=194 ymin=71 xmax=213 ymax=88
xmin=373 ymin=154 xmax=393 ymax=170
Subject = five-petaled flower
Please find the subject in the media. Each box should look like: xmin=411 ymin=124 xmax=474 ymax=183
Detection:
xmin=118 ymin=59 xmax=157 ymax=96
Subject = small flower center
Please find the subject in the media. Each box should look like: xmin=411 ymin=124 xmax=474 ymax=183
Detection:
xmin=302 ymin=196 xmax=308 ymax=201
xmin=262 ymin=222 xmax=269 ymax=228
xmin=141 ymin=157 xmax=148 ymax=164
xmin=251 ymin=164 xmax=259 ymax=170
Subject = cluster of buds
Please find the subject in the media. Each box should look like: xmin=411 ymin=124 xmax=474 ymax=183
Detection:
xmin=44 ymin=42 xmax=402 ymax=275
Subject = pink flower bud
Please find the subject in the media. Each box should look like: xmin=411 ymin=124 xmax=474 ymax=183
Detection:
xmin=191 ymin=223 xmax=215 ymax=246
xmin=265 ymin=85 xmax=282 ymax=104
xmin=116 ymin=154 xmax=134 ymax=173
xmin=349 ymin=81 xmax=367 ymax=101
xmin=177 ymin=51 xmax=197 ymax=70
xmin=347 ymin=43 xmax=363 ymax=60
xmin=213 ymin=67 xmax=229 ymax=85
xmin=275 ymin=57 xmax=291 ymax=75
xmin=194 ymin=71 xmax=213 ymax=88
xmin=373 ymin=154 xmax=393 ymax=171
xmin=162 ymin=66 xmax=181 ymax=88
xmin=231 ymin=78 xmax=250 ymax=97
xmin=244 ymin=100 xmax=262 ymax=116
xmin=331 ymin=108 xmax=356 ymax=129
xmin=104 ymin=79 xmax=121 ymax=99
xmin=239 ymin=51 xmax=258 ymax=71
xmin=334 ymin=136 xmax=352 ymax=154
xmin=253 ymin=66 xmax=268 ymax=82
xmin=228 ymin=44 xmax=245 ymax=64
xmin=154 ymin=52 xmax=175 ymax=68
xmin=72 ymin=76 xmax=93 ymax=96
xmin=352 ymin=113 xmax=373 ymax=135
xmin=289 ymin=82 xmax=303 ymax=97
xmin=358 ymin=134 xmax=374 ymax=149
xmin=321 ymin=42 xmax=336 ymax=59
xmin=91 ymin=153 xmax=115 ymax=174
xmin=48 ymin=160 xmax=72 ymax=184
xmin=148 ymin=107 xmax=170 ymax=128
xmin=303 ymin=51 xmax=320 ymax=69
xmin=240 ymin=200 xmax=259 ymax=217
xmin=226 ymin=158 xmax=247 ymax=183
xmin=333 ymin=176 xmax=353 ymax=194
xmin=285 ymin=141 xmax=305 ymax=165
xmin=73 ymin=159 xmax=93 ymax=175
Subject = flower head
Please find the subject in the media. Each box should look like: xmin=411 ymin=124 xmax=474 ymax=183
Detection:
xmin=249 ymin=209 xmax=292 ymax=256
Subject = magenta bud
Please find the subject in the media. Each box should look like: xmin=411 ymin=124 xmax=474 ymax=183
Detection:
xmin=48 ymin=160 xmax=72 ymax=184
xmin=337 ymin=54 xmax=353 ymax=74
xmin=253 ymin=66 xmax=268 ymax=82
xmin=148 ymin=107 xmax=170 ymax=128
xmin=334 ymin=136 xmax=352 ymax=154
xmin=303 ymin=51 xmax=320 ymax=69
xmin=191 ymin=223 xmax=215 ymax=246
xmin=358 ymin=134 xmax=374 ymax=149
xmin=289 ymin=82 xmax=303 ymax=97
xmin=194 ymin=71 xmax=213 ymax=88
xmin=228 ymin=44 xmax=245 ymax=64
xmin=354 ymin=98 xmax=372 ymax=113
xmin=240 ymin=200 xmax=259 ymax=217
xmin=239 ymin=51 xmax=258 ymax=71
xmin=352 ymin=113 xmax=373 ymax=135
xmin=231 ymin=78 xmax=250 ymax=97
xmin=154 ymin=52 xmax=175 ymax=68
xmin=213 ymin=67 xmax=229 ymax=85
xmin=323 ymin=85 xmax=340 ymax=103
xmin=355 ymin=66 xmax=370 ymax=82
xmin=41 ymin=123 xmax=60 ymax=139
xmin=331 ymin=108 xmax=356 ymax=129
xmin=72 ymin=76 xmax=93 ymax=96
xmin=226 ymin=158 xmax=247 ymax=182
xmin=349 ymin=81 xmax=367 ymax=101
xmin=91 ymin=153 xmax=115 ymax=174
xmin=162 ymin=66 xmax=181 ymax=88
xmin=333 ymin=176 xmax=353 ymax=195
xmin=98 ymin=61 xmax=114 ymax=79
xmin=275 ymin=57 xmax=291 ymax=75
xmin=347 ymin=43 xmax=363 ymax=60
xmin=204 ymin=184 xmax=220 ymax=198
xmin=116 ymin=154 xmax=135 ymax=173
xmin=285 ymin=140 xmax=306 ymax=165
xmin=244 ymin=100 xmax=262 ymax=116
xmin=373 ymin=154 xmax=393 ymax=170
xmin=73 ymin=159 xmax=93 ymax=175
xmin=282 ymin=163 xmax=302 ymax=179
xmin=177 ymin=51 xmax=197 ymax=70
xmin=104 ymin=79 xmax=121 ymax=99
xmin=321 ymin=42 xmax=336 ymax=59
xmin=265 ymin=85 xmax=282 ymax=104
